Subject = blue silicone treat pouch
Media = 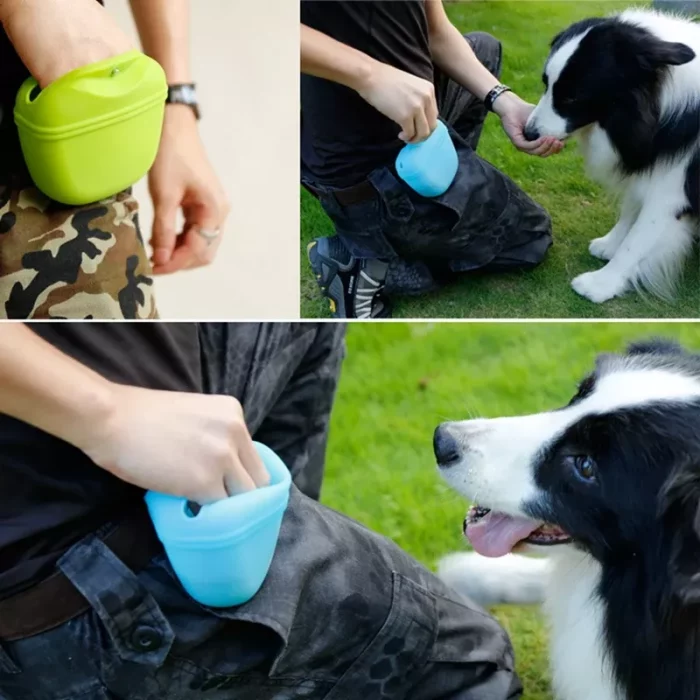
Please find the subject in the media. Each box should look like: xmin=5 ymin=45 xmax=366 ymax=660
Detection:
xmin=395 ymin=120 xmax=458 ymax=197
xmin=145 ymin=442 xmax=291 ymax=607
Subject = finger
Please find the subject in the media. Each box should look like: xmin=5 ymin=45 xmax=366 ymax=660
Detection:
xmin=174 ymin=225 xmax=220 ymax=273
xmin=191 ymin=480 xmax=229 ymax=506
xmin=398 ymin=116 xmax=416 ymax=143
xmin=152 ymin=244 xmax=197 ymax=275
xmin=153 ymin=198 xmax=223 ymax=274
xmin=152 ymin=236 xmax=199 ymax=275
xmin=528 ymin=138 xmax=554 ymax=156
xmin=224 ymin=454 xmax=258 ymax=496
xmin=546 ymin=140 xmax=561 ymax=157
xmin=183 ymin=198 xmax=225 ymax=268
xmin=237 ymin=436 xmax=270 ymax=488
xmin=425 ymin=94 xmax=439 ymax=134
xmin=541 ymin=138 xmax=561 ymax=158
xmin=508 ymin=129 xmax=535 ymax=151
xmin=534 ymin=139 xmax=554 ymax=158
xmin=151 ymin=195 xmax=181 ymax=268
xmin=411 ymin=109 xmax=431 ymax=143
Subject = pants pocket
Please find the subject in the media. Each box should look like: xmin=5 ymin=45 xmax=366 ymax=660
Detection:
xmin=322 ymin=573 xmax=437 ymax=700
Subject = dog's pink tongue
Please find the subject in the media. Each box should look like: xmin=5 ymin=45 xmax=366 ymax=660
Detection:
xmin=465 ymin=511 xmax=541 ymax=557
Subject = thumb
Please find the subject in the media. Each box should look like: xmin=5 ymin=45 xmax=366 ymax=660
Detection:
xmin=151 ymin=195 xmax=181 ymax=267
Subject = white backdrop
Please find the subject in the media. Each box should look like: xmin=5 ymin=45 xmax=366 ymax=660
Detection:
xmin=108 ymin=0 xmax=299 ymax=319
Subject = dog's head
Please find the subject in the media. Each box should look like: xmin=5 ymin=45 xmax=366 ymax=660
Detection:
xmin=435 ymin=339 xmax=700 ymax=595
xmin=523 ymin=15 xmax=696 ymax=142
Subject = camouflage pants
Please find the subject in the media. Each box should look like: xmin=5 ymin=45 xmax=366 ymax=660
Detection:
xmin=0 ymin=185 xmax=156 ymax=319
xmin=0 ymin=323 xmax=522 ymax=700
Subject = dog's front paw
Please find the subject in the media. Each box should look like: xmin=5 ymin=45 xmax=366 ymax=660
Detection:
xmin=589 ymin=235 xmax=617 ymax=261
xmin=571 ymin=270 xmax=629 ymax=303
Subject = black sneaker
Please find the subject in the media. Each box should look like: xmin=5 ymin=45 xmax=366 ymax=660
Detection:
xmin=307 ymin=237 xmax=391 ymax=319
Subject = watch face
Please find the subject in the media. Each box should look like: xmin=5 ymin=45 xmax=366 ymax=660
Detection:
xmin=176 ymin=85 xmax=197 ymax=103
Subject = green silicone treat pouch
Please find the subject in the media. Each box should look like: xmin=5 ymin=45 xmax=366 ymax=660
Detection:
xmin=14 ymin=51 xmax=167 ymax=206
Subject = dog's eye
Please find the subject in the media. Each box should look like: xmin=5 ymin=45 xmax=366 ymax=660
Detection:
xmin=569 ymin=455 xmax=597 ymax=482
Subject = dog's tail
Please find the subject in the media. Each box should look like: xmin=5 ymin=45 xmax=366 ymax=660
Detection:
xmin=437 ymin=552 xmax=550 ymax=606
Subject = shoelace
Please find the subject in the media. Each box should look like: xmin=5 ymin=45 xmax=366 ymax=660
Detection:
xmin=353 ymin=269 xmax=383 ymax=319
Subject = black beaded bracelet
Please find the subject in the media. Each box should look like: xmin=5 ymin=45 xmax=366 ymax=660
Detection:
xmin=484 ymin=84 xmax=513 ymax=113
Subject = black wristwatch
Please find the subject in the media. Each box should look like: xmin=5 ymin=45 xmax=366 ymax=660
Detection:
xmin=484 ymin=84 xmax=512 ymax=113
xmin=166 ymin=83 xmax=201 ymax=120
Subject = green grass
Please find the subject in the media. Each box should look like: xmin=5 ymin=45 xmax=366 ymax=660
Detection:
xmin=322 ymin=322 xmax=700 ymax=698
xmin=301 ymin=0 xmax=700 ymax=319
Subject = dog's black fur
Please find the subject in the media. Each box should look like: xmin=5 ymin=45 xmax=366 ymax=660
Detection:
xmin=520 ymin=339 xmax=700 ymax=700
xmin=546 ymin=17 xmax=699 ymax=219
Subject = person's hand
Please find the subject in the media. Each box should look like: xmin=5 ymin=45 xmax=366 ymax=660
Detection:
xmin=77 ymin=384 xmax=269 ymax=505
xmin=2 ymin=0 xmax=134 ymax=88
xmin=356 ymin=61 xmax=439 ymax=143
xmin=493 ymin=92 xmax=564 ymax=158
xmin=148 ymin=106 xmax=230 ymax=275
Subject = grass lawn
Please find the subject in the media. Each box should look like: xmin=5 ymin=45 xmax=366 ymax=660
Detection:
xmin=321 ymin=322 xmax=700 ymax=698
xmin=300 ymin=0 xmax=700 ymax=319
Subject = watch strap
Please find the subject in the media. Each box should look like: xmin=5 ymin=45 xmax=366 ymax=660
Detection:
xmin=484 ymin=84 xmax=512 ymax=113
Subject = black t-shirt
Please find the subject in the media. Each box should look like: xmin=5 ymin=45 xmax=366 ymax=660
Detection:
xmin=0 ymin=324 xmax=202 ymax=597
xmin=301 ymin=0 xmax=434 ymax=187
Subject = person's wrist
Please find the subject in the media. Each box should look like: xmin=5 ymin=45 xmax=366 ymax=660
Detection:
xmin=347 ymin=54 xmax=378 ymax=94
xmin=64 ymin=378 xmax=120 ymax=460
xmin=492 ymin=90 xmax=521 ymax=119
xmin=165 ymin=102 xmax=199 ymax=127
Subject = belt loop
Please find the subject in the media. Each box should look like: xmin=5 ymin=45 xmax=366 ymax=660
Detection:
xmin=0 ymin=642 xmax=20 ymax=675
xmin=58 ymin=536 xmax=174 ymax=668
xmin=368 ymin=168 xmax=414 ymax=222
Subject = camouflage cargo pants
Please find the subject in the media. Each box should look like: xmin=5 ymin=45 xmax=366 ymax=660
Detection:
xmin=0 ymin=185 xmax=156 ymax=319
xmin=0 ymin=323 xmax=522 ymax=700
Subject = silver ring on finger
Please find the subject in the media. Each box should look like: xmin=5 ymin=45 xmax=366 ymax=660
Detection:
xmin=197 ymin=227 xmax=221 ymax=245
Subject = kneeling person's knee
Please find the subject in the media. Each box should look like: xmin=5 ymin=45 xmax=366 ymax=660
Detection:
xmin=464 ymin=32 xmax=503 ymax=79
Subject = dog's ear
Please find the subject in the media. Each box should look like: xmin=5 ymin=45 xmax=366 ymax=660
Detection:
xmin=660 ymin=460 xmax=700 ymax=605
xmin=611 ymin=23 xmax=696 ymax=72
xmin=647 ymin=39 xmax=696 ymax=67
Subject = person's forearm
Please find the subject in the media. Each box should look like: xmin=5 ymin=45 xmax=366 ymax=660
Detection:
xmin=428 ymin=19 xmax=499 ymax=102
xmin=301 ymin=24 xmax=375 ymax=91
xmin=2 ymin=0 xmax=133 ymax=88
xmin=129 ymin=0 xmax=191 ymax=84
xmin=0 ymin=325 xmax=114 ymax=452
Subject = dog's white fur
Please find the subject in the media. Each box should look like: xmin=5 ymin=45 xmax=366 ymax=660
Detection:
xmin=439 ymin=551 xmax=616 ymax=700
xmin=437 ymin=363 xmax=700 ymax=700
xmin=526 ymin=10 xmax=700 ymax=303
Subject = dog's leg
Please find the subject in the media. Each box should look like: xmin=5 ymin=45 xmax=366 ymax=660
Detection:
xmin=572 ymin=197 xmax=693 ymax=303
xmin=589 ymin=192 xmax=640 ymax=261
xmin=437 ymin=552 xmax=550 ymax=606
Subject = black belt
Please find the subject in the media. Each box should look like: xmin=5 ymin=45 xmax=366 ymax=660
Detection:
xmin=304 ymin=179 xmax=377 ymax=207
xmin=0 ymin=507 xmax=163 ymax=642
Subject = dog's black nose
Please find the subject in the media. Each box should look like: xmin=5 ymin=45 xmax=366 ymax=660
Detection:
xmin=524 ymin=124 xmax=540 ymax=142
xmin=434 ymin=424 xmax=461 ymax=467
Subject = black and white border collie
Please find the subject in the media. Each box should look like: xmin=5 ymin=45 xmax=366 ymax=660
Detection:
xmin=434 ymin=339 xmax=700 ymax=700
xmin=524 ymin=10 xmax=700 ymax=303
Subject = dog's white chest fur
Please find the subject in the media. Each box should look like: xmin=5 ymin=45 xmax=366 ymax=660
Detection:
xmin=546 ymin=550 xmax=620 ymax=700
xmin=577 ymin=126 xmax=623 ymax=192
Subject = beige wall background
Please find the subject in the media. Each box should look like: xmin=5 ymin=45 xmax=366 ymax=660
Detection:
xmin=108 ymin=0 xmax=299 ymax=319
